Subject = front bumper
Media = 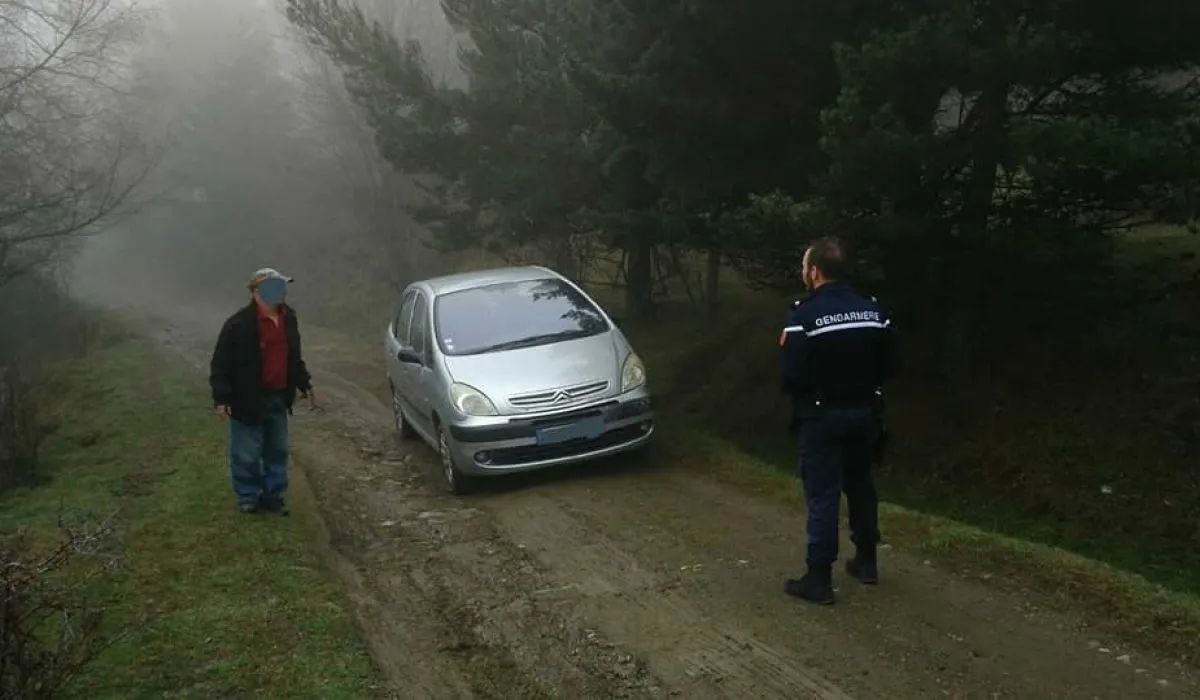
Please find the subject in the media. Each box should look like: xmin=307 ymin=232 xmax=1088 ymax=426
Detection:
xmin=445 ymin=387 xmax=654 ymax=475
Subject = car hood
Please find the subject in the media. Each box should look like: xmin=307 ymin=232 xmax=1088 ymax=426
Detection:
xmin=442 ymin=332 xmax=622 ymax=413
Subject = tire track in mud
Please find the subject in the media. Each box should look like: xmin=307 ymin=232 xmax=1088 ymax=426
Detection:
xmin=491 ymin=471 xmax=1200 ymax=699
xmin=490 ymin=496 xmax=853 ymax=699
xmin=286 ymin=455 xmax=477 ymax=698
xmin=290 ymin=426 xmax=665 ymax=699
xmin=298 ymin=337 xmax=855 ymax=699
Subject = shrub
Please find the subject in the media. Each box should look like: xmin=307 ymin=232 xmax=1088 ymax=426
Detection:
xmin=0 ymin=511 xmax=125 ymax=699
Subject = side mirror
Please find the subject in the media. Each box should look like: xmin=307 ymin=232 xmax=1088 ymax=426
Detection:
xmin=396 ymin=348 xmax=422 ymax=364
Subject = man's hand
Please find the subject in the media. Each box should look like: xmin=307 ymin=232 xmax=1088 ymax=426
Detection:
xmin=215 ymin=404 xmax=231 ymax=420
xmin=302 ymin=389 xmax=320 ymax=412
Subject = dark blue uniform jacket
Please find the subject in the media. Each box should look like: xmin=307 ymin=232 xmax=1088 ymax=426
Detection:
xmin=780 ymin=281 xmax=900 ymax=417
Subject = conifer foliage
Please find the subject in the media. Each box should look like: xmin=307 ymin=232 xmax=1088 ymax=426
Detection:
xmin=286 ymin=0 xmax=1200 ymax=323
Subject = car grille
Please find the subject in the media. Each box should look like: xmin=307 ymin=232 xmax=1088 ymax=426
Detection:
xmin=477 ymin=424 xmax=649 ymax=466
xmin=507 ymin=380 xmax=609 ymax=410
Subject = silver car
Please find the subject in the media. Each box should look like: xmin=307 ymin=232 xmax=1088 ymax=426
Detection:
xmin=384 ymin=266 xmax=655 ymax=494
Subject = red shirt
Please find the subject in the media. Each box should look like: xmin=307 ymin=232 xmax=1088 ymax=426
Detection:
xmin=257 ymin=305 xmax=288 ymax=391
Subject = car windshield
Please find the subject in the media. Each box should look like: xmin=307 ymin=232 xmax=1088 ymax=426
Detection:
xmin=434 ymin=278 xmax=610 ymax=356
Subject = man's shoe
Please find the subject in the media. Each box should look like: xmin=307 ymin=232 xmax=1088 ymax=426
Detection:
xmin=846 ymin=548 xmax=878 ymax=584
xmin=261 ymin=499 xmax=290 ymax=516
xmin=238 ymin=503 xmax=259 ymax=514
xmin=784 ymin=561 xmax=835 ymax=605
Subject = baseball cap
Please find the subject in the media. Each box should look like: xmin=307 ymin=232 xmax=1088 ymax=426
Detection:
xmin=248 ymin=267 xmax=294 ymax=288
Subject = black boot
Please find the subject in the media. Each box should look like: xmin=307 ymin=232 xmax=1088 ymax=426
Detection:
xmin=784 ymin=561 xmax=834 ymax=605
xmin=260 ymin=499 xmax=290 ymax=517
xmin=845 ymin=546 xmax=878 ymax=584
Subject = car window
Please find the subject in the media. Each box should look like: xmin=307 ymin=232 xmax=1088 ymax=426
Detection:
xmin=433 ymin=278 xmax=610 ymax=356
xmin=410 ymin=293 xmax=429 ymax=360
xmin=393 ymin=291 xmax=416 ymax=345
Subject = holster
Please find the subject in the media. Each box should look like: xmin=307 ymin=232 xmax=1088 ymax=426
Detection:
xmin=870 ymin=394 xmax=888 ymax=466
xmin=872 ymin=425 xmax=890 ymax=466
xmin=788 ymin=404 xmax=802 ymax=435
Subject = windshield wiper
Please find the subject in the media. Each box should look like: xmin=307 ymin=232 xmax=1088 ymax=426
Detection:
xmin=474 ymin=330 xmax=590 ymax=353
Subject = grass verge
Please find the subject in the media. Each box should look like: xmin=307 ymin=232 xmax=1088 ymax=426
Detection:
xmin=657 ymin=422 xmax=1200 ymax=665
xmin=0 ymin=335 xmax=385 ymax=699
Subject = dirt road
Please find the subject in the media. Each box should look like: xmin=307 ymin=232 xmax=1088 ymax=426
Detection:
xmin=74 ymin=271 xmax=1197 ymax=698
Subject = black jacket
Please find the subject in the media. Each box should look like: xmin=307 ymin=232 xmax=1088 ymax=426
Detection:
xmin=780 ymin=281 xmax=899 ymax=417
xmin=209 ymin=303 xmax=312 ymax=425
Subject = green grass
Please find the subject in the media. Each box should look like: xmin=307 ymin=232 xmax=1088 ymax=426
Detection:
xmin=0 ymin=338 xmax=384 ymax=699
xmin=658 ymin=423 xmax=1200 ymax=662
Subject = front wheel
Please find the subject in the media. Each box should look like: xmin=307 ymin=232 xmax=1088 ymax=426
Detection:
xmin=436 ymin=425 xmax=475 ymax=495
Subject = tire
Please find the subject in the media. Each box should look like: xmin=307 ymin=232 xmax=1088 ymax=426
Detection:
xmin=436 ymin=424 xmax=475 ymax=495
xmin=391 ymin=385 xmax=416 ymax=441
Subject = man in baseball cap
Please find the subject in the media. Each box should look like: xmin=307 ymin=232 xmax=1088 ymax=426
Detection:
xmin=248 ymin=267 xmax=294 ymax=286
xmin=209 ymin=267 xmax=315 ymax=516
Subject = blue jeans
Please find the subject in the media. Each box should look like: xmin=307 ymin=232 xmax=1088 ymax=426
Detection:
xmin=229 ymin=393 xmax=289 ymax=507
xmin=798 ymin=408 xmax=880 ymax=565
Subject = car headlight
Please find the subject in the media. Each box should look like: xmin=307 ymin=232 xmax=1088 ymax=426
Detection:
xmin=450 ymin=382 xmax=498 ymax=416
xmin=620 ymin=352 xmax=646 ymax=392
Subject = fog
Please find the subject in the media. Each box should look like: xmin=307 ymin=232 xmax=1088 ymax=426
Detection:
xmin=67 ymin=0 xmax=458 ymax=320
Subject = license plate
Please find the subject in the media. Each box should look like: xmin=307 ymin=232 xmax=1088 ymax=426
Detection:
xmin=535 ymin=416 xmax=605 ymax=445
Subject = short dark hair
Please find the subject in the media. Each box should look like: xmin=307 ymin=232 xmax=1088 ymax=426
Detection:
xmin=806 ymin=235 xmax=851 ymax=280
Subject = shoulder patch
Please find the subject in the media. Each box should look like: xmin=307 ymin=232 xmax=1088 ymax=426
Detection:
xmin=870 ymin=295 xmax=878 ymax=303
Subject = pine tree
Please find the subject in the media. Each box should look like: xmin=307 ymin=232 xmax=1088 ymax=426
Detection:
xmin=286 ymin=0 xmax=605 ymax=280
xmin=812 ymin=0 xmax=1200 ymax=366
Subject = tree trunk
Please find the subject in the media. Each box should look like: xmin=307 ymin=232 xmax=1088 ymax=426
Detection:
xmin=624 ymin=236 xmax=654 ymax=319
xmin=704 ymin=248 xmax=721 ymax=319
xmin=940 ymin=79 xmax=1008 ymax=393
xmin=546 ymin=236 xmax=577 ymax=280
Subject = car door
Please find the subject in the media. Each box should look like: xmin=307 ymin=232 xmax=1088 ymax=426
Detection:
xmin=406 ymin=291 xmax=436 ymax=432
xmin=387 ymin=290 xmax=417 ymax=407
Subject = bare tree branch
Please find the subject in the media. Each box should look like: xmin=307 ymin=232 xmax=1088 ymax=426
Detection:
xmin=0 ymin=0 xmax=151 ymax=289
xmin=0 ymin=505 xmax=128 ymax=697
